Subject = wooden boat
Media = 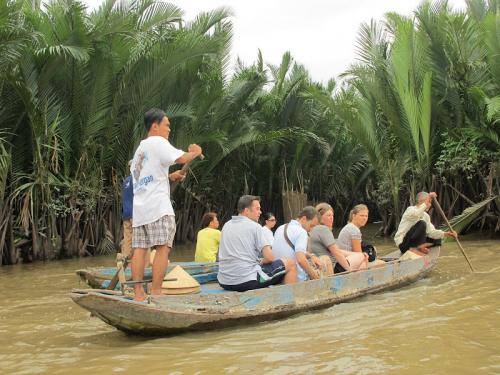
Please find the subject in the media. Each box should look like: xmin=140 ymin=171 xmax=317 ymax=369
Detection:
xmin=76 ymin=261 xmax=219 ymax=290
xmin=70 ymin=247 xmax=440 ymax=336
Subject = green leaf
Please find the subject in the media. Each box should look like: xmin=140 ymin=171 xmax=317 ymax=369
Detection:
xmin=444 ymin=195 xmax=498 ymax=233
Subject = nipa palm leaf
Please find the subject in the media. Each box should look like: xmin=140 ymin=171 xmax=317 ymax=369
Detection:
xmin=443 ymin=195 xmax=498 ymax=233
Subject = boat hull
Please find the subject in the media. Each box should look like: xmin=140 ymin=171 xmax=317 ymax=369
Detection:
xmin=70 ymin=247 xmax=439 ymax=336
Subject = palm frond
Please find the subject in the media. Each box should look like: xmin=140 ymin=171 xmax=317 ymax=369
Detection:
xmin=444 ymin=195 xmax=498 ymax=233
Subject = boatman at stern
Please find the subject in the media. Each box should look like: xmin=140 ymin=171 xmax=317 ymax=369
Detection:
xmin=394 ymin=191 xmax=457 ymax=256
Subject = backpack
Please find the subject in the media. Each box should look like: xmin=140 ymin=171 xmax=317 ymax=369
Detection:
xmin=361 ymin=242 xmax=377 ymax=262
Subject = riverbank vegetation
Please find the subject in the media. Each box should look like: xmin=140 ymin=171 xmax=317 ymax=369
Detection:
xmin=0 ymin=0 xmax=498 ymax=264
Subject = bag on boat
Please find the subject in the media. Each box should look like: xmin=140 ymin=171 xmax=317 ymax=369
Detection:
xmin=361 ymin=242 xmax=377 ymax=262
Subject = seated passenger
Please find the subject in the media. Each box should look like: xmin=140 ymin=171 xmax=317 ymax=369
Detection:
xmin=273 ymin=206 xmax=323 ymax=281
xmin=261 ymin=212 xmax=276 ymax=247
xmin=194 ymin=212 xmax=221 ymax=263
xmin=310 ymin=203 xmax=368 ymax=274
xmin=337 ymin=204 xmax=377 ymax=262
xmin=217 ymin=195 xmax=297 ymax=292
xmin=395 ymin=191 xmax=457 ymax=255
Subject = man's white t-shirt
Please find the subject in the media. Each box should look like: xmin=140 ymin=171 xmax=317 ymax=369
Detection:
xmin=130 ymin=136 xmax=184 ymax=227
xmin=273 ymin=220 xmax=309 ymax=281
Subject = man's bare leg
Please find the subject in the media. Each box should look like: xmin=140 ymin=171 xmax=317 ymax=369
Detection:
xmin=151 ymin=244 xmax=171 ymax=296
xmin=144 ymin=249 xmax=151 ymax=268
xmin=131 ymin=247 xmax=147 ymax=301
xmin=282 ymin=258 xmax=297 ymax=284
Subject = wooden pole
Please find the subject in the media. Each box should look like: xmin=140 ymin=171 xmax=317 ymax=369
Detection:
xmin=107 ymin=252 xmax=131 ymax=290
xmin=432 ymin=197 xmax=475 ymax=272
xmin=170 ymin=153 xmax=205 ymax=193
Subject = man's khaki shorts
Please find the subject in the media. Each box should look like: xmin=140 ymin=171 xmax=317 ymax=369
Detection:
xmin=121 ymin=219 xmax=133 ymax=257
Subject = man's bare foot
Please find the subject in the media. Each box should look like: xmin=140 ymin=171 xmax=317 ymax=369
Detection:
xmin=133 ymin=292 xmax=148 ymax=302
xmin=409 ymin=248 xmax=426 ymax=256
xmin=417 ymin=246 xmax=429 ymax=254
xmin=150 ymin=288 xmax=163 ymax=297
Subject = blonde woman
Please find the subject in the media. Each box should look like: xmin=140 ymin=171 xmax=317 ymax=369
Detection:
xmin=338 ymin=204 xmax=377 ymax=262
xmin=309 ymin=203 xmax=368 ymax=274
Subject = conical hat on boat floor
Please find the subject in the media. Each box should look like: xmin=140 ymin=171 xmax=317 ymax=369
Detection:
xmin=162 ymin=265 xmax=200 ymax=291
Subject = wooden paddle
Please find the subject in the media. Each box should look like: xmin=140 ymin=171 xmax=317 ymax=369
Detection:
xmin=432 ymin=196 xmax=475 ymax=273
xmin=108 ymin=252 xmax=131 ymax=290
xmin=107 ymin=152 xmax=204 ymax=290
xmin=122 ymin=277 xmax=177 ymax=286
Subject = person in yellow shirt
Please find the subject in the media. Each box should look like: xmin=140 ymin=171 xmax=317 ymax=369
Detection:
xmin=194 ymin=212 xmax=221 ymax=262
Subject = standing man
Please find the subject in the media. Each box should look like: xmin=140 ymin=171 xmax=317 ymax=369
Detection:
xmin=130 ymin=108 xmax=202 ymax=301
xmin=394 ymin=191 xmax=457 ymax=256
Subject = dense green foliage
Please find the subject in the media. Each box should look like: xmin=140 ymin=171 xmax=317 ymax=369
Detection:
xmin=0 ymin=0 xmax=498 ymax=264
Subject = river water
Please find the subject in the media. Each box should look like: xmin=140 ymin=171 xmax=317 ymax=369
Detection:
xmin=1 ymin=237 xmax=499 ymax=374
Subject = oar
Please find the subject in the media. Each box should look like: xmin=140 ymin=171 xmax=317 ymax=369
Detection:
xmin=107 ymin=252 xmax=131 ymax=290
xmin=107 ymin=153 xmax=204 ymax=290
xmin=121 ymin=277 xmax=177 ymax=286
xmin=432 ymin=197 xmax=475 ymax=273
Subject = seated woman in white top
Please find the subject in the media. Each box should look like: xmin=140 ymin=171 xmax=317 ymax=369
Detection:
xmin=337 ymin=204 xmax=377 ymax=263
xmin=337 ymin=204 xmax=368 ymax=252
xmin=261 ymin=212 xmax=276 ymax=247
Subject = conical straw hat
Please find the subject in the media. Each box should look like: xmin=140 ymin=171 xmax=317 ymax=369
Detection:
xmin=162 ymin=265 xmax=200 ymax=289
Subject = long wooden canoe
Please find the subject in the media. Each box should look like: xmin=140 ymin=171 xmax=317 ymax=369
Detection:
xmin=70 ymin=247 xmax=439 ymax=336
xmin=76 ymin=261 xmax=219 ymax=289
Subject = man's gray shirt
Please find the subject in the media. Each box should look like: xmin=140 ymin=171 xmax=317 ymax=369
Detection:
xmin=217 ymin=215 xmax=270 ymax=285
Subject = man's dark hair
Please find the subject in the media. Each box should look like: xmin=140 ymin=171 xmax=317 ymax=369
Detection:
xmin=237 ymin=195 xmax=260 ymax=213
xmin=297 ymin=206 xmax=319 ymax=221
xmin=144 ymin=108 xmax=166 ymax=131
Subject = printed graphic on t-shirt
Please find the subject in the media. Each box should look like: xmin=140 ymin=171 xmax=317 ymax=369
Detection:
xmin=132 ymin=151 xmax=154 ymax=192
xmin=133 ymin=151 xmax=148 ymax=181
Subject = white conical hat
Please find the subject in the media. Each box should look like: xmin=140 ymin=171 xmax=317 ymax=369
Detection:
xmin=162 ymin=265 xmax=200 ymax=289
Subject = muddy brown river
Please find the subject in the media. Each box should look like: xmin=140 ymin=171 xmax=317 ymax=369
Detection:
xmin=1 ymin=236 xmax=499 ymax=374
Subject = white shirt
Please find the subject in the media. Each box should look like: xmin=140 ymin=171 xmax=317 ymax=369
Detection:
xmin=262 ymin=226 xmax=274 ymax=247
xmin=130 ymin=136 xmax=184 ymax=227
xmin=337 ymin=223 xmax=362 ymax=252
xmin=273 ymin=220 xmax=309 ymax=281
xmin=394 ymin=203 xmax=445 ymax=246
